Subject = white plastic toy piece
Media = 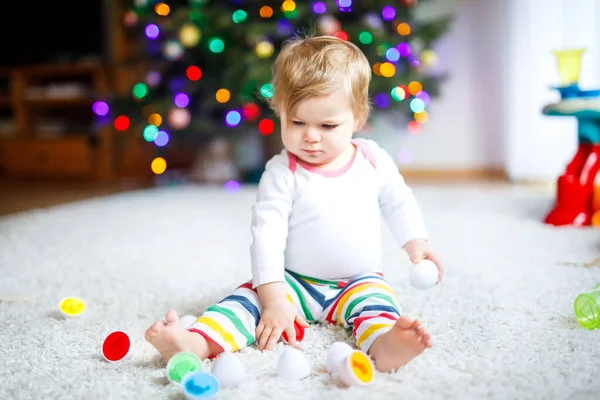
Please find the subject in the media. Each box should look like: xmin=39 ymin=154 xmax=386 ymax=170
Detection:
xmin=409 ymin=259 xmax=439 ymax=290
xmin=277 ymin=347 xmax=311 ymax=380
xmin=338 ymin=350 xmax=375 ymax=386
xmin=211 ymin=352 xmax=246 ymax=389
xmin=179 ymin=315 xmax=198 ymax=329
xmin=326 ymin=342 xmax=354 ymax=376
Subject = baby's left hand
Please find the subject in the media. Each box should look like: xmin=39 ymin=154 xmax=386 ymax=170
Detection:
xmin=404 ymin=239 xmax=444 ymax=284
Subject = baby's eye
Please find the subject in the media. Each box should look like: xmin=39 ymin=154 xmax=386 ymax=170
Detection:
xmin=322 ymin=124 xmax=338 ymax=130
xmin=292 ymin=121 xmax=305 ymax=126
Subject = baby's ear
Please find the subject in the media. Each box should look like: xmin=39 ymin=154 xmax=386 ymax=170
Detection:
xmin=354 ymin=117 xmax=369 ymax=133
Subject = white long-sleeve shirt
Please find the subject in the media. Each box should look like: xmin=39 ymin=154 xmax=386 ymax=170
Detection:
xmin=250 ymin=138 xmax=428 ymax=288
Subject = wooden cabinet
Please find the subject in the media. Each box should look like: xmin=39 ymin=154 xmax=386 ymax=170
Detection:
xmin=0 ymin=138 xmax=95 ymax=177
xmin=0 ymin=61 xmax=114 ymax=181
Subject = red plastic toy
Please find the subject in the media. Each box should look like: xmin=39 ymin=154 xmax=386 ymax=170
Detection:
xmin=281 ymin=320 xmax=305 ymax=343
xmin=544 ymin=143 xmax=600 ymax=226
xmin=102 ymin=330 xmax=132 ymax=362
xmin=542 ymin=49 xmax=600 ymax=227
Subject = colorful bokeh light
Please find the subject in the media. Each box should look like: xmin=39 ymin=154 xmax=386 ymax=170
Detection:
xmin=281 ymin=1 xmax=296 ymax=12
xmin=408 ymin=81 xmax=423 ymax=95
xmin=334 ymin=31 xmax=348 ymax=41
xmin=224 ymin=180 xmax=241 ymax=193
xmin=260 ymin=83 xmax=274 ymax=99
xmin=132 ymin=83 xmax=148 ymax=99
xmin=242 ymin=103 xmax=260 ymax=121
xmin=382 ymin=6 xmax=396 ymax=21
xmin=143 ymin=125 xmax=159 ymax=142
xmin=174 ymin=93 xmax=190 ymax=108
xmin=260 ymin=6 xmax=273 ymax=18
xmin=379 ymin=62 xmax=396 ymax=77
xmin=154 ymin=130 xmax=170 ymax=147
xmin=92 ymin=101 xmax=109 ymax=116
xmin=408 ymin=121 xmax=422 ymax=135
xmin=358 ymin=31 xmax=373 ymax=45
xmin=397 ymin=23 xmax=411 ymax=36
xmin=386 ymin=48 xmax=400 ymax=62
xmin=114 ymin=116 xmax=130 ymax=131
xmin=209 ymin=38 xmax=225 ymax=53
xmin=216 ymin=89 xmax=231 ymax=103
xmin=374 ymin=93 xmax=390 ymax=108
xmin=151 ymin=157 xmax=167 ymax=175
xmin=225 ymin=111 xmax=242 ymax=127
xmin=397 ymin=42 xmax=411 ymax=57
xmin=155 ymin=2 xmax=170 ymax=16
xmin=148 ymin=113 xmax=162 ymax=127
xmin=186 ymin=66 xmax=202 ymax=81
xmin=313 ymin=2 xmax=326 ymax=14
xmin=410 ymin=98 xmax=426 ymax=113
xmin=391 ymin=87 xmax=406 ymax=101
xmin=145 ymin=24 xmax=160 ymax=40
xmin=232 ymin=9 xmax=248 ymax=23
xmin=258 ymin=118 xmax=275 ymax=135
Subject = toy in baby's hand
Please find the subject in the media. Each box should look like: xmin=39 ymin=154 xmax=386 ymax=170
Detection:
xmin=409 ymin=259 xmax=439 ymax=290
xmin=281 ymin=320 xmax=305 ymax=344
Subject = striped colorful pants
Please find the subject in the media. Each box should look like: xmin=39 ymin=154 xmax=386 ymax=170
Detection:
xmin=188 ymin=270 xmax=401 ymax=354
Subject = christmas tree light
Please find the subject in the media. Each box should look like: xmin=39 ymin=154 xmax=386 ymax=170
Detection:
xmin=104 ymin=0 xmax=453 ymax=176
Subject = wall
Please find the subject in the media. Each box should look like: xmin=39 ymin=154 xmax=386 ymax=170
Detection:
xmin=372 ymin=0 xmax=600 ymax=182
xmin=369 ymin=0 xmax=506 ymax=171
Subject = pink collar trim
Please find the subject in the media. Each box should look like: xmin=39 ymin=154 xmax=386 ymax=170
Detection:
xmin=287 ymin=139 xmax=376 ymax=177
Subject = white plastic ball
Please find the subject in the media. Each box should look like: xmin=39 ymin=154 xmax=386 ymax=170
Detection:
xmin=409 ymin=259 xmax=439 ymax=290
xmin=179 ymin=315 xmax=197 ymax=329
xmin=326 ymin=342 xmax=354 ymax=376
xmin=211 ymin=352 xmax=246 ymax=389
xmin=277 ymin=348 xmax=311 ymax=380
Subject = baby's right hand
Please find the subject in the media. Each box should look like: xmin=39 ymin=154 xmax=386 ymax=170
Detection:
xmin=256 ymin=299 xmax=307 ymax=351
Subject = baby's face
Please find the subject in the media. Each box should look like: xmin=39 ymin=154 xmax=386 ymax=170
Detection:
xmin=280 ymin=89 xmax=360 ymax=167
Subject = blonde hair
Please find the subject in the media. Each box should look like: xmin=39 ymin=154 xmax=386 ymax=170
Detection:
xmin=270 ymin=35 xmax=372 ymax=123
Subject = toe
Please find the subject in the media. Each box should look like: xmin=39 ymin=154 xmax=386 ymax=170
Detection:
xmin=145 ymin=321 xmax=165 ymax=341
xmin=410 ymin=319 xmax=421 ymax=330
xmin=416 ymin=326 xmax=425 ymax=336
xmin=165 ymin=309 xmax=180 ymax=325
xmin=395 ymin=315 xmax=414 ymax=329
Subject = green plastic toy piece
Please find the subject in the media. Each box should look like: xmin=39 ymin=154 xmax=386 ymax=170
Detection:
xmin=166 ymin=352 xmax=203 ymax=384
xmin=574 ymin=284 xmax=600 ymax=330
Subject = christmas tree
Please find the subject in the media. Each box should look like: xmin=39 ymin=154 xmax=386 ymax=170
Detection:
xmin=98 ymin=0 xmax=452 ymax=178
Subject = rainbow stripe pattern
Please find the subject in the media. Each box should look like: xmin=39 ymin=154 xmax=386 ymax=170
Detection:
xmin=189 ymin=271 xmax=401 ymax=353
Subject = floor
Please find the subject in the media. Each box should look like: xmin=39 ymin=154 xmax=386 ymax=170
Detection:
xmin=0 ymin=177 xmax=152 ymax=216
xmin=0 ymin=175 xmax=534 ymax=217
xmin=1 ymin=182 xmax=599 ymax=400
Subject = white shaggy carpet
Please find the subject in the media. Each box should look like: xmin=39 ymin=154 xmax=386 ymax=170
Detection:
xmin=1 ymin=182 xmax=599 ymax=400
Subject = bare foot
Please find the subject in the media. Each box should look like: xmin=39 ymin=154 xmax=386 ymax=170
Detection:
xmin=368 ymin=315 xmax=432 ymax=372
xmin=144 ymin=309 xmax=220 ymax=362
